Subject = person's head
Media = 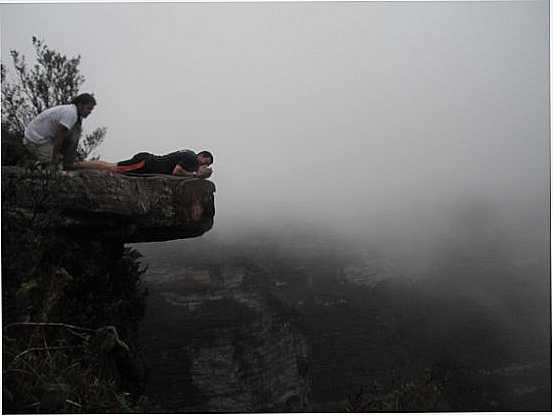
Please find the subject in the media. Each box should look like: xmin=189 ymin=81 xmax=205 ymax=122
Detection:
xmin=71 ymin=93 xmax=96 ymax=118
xmin=197 ymin=150 xmax=213 ymax=166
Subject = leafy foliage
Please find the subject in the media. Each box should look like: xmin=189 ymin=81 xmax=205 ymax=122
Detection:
xmin=1 ymin=127 xmax=32 ymax=166
xmin=345 ymin=369 xmax=448 ymax=412
xmin=3 ymin=320 xmax=157 ymax=413
xmin=2 ymin=167 xmax=150 ymax=413
xmin=76 ymin=126 xmax=107 ymax=161
xmin=1 ymin=36 xmax=106 ymax=160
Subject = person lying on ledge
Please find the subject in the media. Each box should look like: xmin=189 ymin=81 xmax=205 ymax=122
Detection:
xmin=73 ymin=150 xmax=214 ymax=178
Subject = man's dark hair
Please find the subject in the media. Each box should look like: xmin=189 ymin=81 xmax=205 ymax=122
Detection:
xmin=71 ymin=93 xmax=96 ymax=106
xmin=198 ymin=150 xmax=214 ymax=164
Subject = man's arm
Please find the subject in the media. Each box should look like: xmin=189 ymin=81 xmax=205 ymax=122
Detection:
xmin=172 ymin=164 xmax=196 ymax=176
xmin=197 ymin=166 xmax=213 ymax=178
xmin=173 ymin=164 xmax=213 ymax=178
xmin=51 ymin=123 xmax=69 ymax=164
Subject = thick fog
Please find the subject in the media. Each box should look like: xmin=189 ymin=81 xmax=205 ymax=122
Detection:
xmin=1 ymin=2 xmax=549 ymax=274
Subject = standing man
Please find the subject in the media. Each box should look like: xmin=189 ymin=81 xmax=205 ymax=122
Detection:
xmin=23 ymin=93 xmax=96 ymax=169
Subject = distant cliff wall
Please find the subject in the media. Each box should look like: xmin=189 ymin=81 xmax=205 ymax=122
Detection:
xmin=141 ymin=266 xmax=310 ymax=412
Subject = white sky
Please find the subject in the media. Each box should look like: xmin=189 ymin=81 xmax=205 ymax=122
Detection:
xmin=1 ymin=2 xmax=549 ymax=256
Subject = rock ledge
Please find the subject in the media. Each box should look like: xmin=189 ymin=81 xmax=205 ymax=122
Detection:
xmin=2 ymin=166 xmax=215 ymax=242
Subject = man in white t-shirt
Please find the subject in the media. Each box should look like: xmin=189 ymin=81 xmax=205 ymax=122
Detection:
xmin=23 ymin=93 xmax=96 ymax=168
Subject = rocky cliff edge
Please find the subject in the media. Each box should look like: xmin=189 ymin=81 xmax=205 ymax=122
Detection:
xmin=1 ymin=166 xmax=215 ymax=243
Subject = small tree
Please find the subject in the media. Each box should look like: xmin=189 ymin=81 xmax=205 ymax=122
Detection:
xmin=1 ymin=36 xmax=107 ymax=160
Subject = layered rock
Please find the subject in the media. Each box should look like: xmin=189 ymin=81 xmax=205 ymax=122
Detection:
xmin=1 ymin=166 xmax=215 ymax=242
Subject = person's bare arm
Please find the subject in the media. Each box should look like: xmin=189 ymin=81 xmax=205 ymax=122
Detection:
xmin=51 ymin=124 xmax=69 ymax=164
xmin=172 ymin=164 xmax=196 ymax=176
xmin=197 ymin=166 xmax=213 ymax=179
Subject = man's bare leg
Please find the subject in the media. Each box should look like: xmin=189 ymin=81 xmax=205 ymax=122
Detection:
xmin=72 ymin=160 xmax=117 ymax=172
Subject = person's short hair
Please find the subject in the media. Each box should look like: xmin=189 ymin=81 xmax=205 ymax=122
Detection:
xmin=198 ymin=150 xmax=214 ymax=164
xmin=71 ymin=93 xmax=96 ymax=107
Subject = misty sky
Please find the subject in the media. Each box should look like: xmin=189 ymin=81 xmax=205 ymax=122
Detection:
xmin=1 ymin=2 xmax=549 ymax=257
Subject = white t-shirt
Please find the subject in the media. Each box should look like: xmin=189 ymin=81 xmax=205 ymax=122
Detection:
xmin=24 ymin=104 xmax=79 ymax=145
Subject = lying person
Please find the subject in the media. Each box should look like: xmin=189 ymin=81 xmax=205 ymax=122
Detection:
xmin=74 ymin=150 xmax=214 ymax=178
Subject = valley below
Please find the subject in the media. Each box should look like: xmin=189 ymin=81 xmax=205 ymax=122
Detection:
xmin=135 ymin=227 xmax=551 ymax=412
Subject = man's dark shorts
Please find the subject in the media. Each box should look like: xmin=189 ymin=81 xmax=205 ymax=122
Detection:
xmin=116 ymin=152 xmax=153 ymax=173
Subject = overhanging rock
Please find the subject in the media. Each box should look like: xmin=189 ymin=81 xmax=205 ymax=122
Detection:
xmin=2 ymin=166 xmax=215 ymax=243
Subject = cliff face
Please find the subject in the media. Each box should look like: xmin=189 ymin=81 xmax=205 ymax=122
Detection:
xmin=2 ymin=166 xmax=310 ymax=412
xmin=1 ymin=165 xmax=216 ymax=346
xmin=141 ymin=265 xmax=310 ymax=413
xmin=2 ymin=166 xmax=215 ymax=242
